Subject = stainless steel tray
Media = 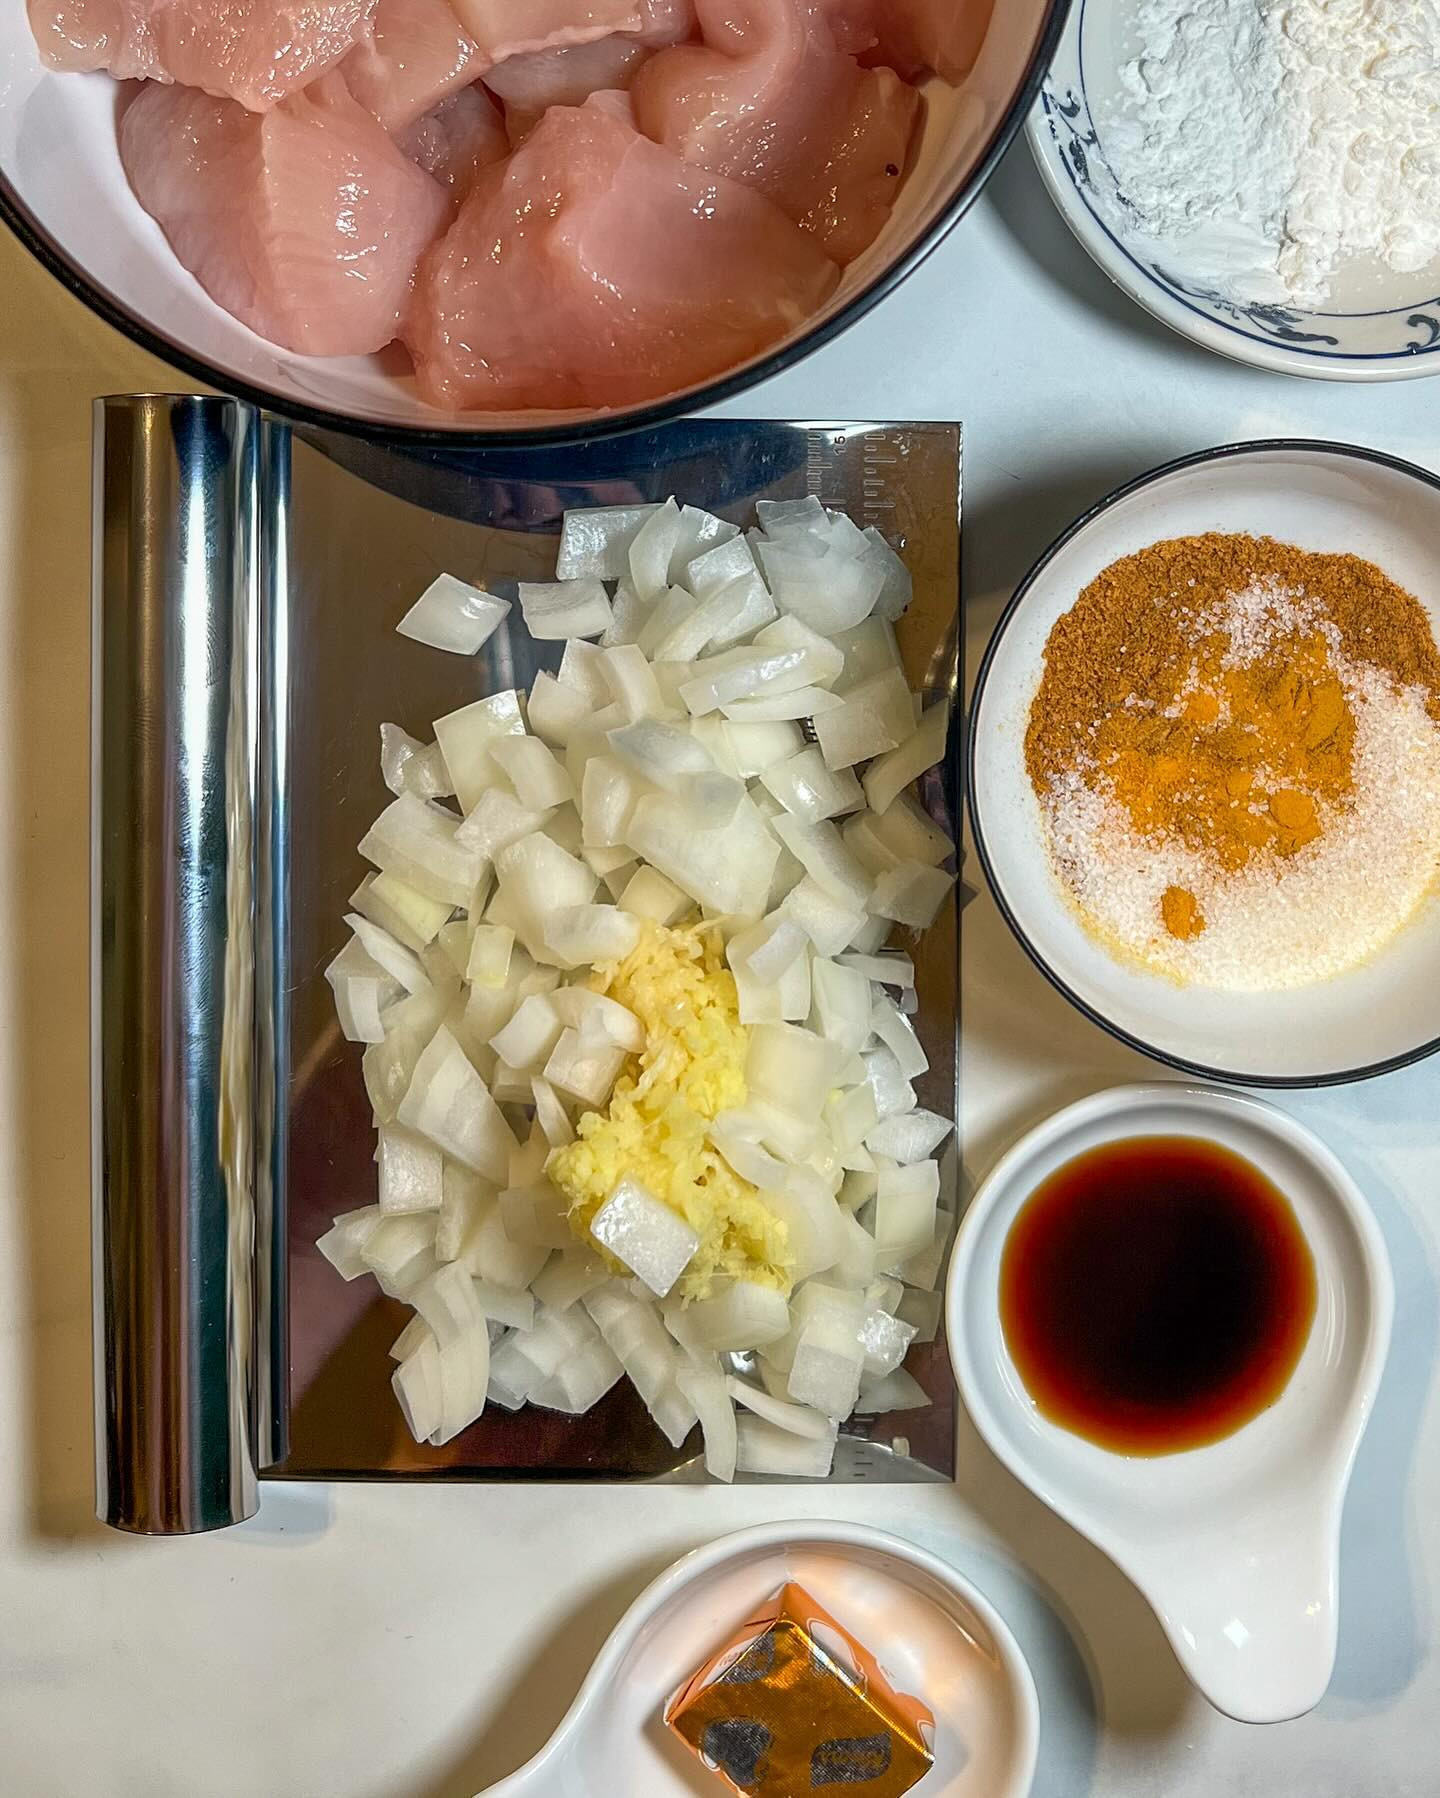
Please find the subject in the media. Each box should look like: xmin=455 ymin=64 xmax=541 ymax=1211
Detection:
xmin=93 ymin=401 xmax=962 ymax=1529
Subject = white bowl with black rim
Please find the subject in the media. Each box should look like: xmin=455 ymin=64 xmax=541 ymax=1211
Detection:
xmin=967 ymin=439 xmax=1440 ymax=1087
xmin=1027 ymin=0 xmax=1440 ymax=381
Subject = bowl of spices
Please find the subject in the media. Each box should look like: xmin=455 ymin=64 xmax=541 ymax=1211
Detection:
xmin=1028 ymin=0 xmax=1440 ymax=378
xmin=948 ymin=1084 xmax=1393 ymax=1724
xmin=968 ymin=440 xmax=1440 ymax=1084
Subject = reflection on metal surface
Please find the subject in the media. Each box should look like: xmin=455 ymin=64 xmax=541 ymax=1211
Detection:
xmin=95 ymin=407 xmax=960 ymax=1507
xmin=93 ymin=395 xmax=277 ymax=1533
xmin=275 ymin=418 xmax=962 ymax=1484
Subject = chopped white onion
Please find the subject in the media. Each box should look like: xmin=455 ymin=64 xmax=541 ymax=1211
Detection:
xmin=866 ymin=1108 xmax=951 ymax=1164
xmin=589 ymin=1178 xmax=700 ymax=1298
xmin=862 ymin=700 xmax=948 ymax=815
xmin=667 ymin=505 xmax=738 ymax=584
xmin=679 ymin=1364 xmax=738 ymax=1483
xmin=434 ymin=690 xmax=526 ymax=812
xmin=870 ymin=996 xmax=929 ymax=1079
xmin=380 ymin=724 xmax=454 ymax=799
xmin=527 ymin=672 xmax=593 ymax=746
xmin=869 ymin=1162 xmax=940 ymax=1262
xmin=398 ymin=1026 xmax=517 ymax=1182
xmin=489 ymin=993 xmax=563 ymax=1069
xmin=862 ymin=1045 xmax=919 ymax=1120
xmin=397 ymin=573 xmax=510 ymax=656
xmin=556 ymin=504 xmax=661 ymax=580
xmin=727 ymin=1376 xmax=834 ymax=1440
xmin=325 ymin=937 xmax=401 ymax=1044
xmin=618 ymin=865 xmax=691 ymax=924
xmin=746 ymin=1023 xmax=843 ymax=1120
xmin=351 ymin=872 xmax=453 ymax=956
xmin=580 ymin=755 xmax=640 ymax=848
xmin=360 ymin=792 xmax=486 ymax=909
xmin=813 ymin=694 xmax=904 ymax=772
xmin=760 ymin=747 xmax=864 ymax=824
xmin=684 ymin=1281 xmax=791 ymax=1352
xmin=856 ymin=1366 xmax=930 ymax=1415
xmin=735 ymin=1415 xmax=838 ymax=1478
xmin=628 ymin=497 xmax=682 ymax=602
xmin=872 ymin=793 xmax=953 ymax=867
xmin=378 ymin=1127 xmax=444 ymax=1214
xmin=519 ymin=578 xmax=613 ymax=642
xmin=315 ymin=1205 xmax=382 ymax=1280
xmin=779 ymin=877 xmax=867 ymax=957
xmin=543 ymin=1029 xmax=625 ymax=1108
xmin=500 ymin=1180 xmax=574 ymax=1250
xmin=870 ymin=861 xmax=957 ymax=930
xmin=859 ymin=1307 xmax=917 ymax=1377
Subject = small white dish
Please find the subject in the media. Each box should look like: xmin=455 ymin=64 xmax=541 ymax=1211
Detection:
xmin=1026 ymin=0 xmax=1440 ymax=381
xmin=478 ymin=1520 xmax=1040 ymax=1797
xmin=948 ymin=1084 xmax=1394 ymax=1725
xmin=968 ymin=438 xmax=1440 ymax=1087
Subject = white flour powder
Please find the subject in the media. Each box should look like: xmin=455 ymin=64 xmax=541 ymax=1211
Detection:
xmin=1102 ymin=0 xmax=1440 ymax=306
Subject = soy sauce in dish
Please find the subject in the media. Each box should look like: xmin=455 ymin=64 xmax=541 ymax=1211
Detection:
xmin=1000 ymin=1136 xmax=1317 ymax=1455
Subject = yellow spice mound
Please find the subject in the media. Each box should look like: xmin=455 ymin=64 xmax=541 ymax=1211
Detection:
xmin=547 ymin=919 xmax=791 ymax=1301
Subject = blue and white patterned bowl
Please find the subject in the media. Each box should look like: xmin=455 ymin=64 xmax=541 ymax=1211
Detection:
xmin=1027 ymin=0 xmax=1440 ymax=380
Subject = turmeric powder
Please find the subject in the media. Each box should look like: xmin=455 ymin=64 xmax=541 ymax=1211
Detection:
xmin=1026 ymin=534 xmax=1440 ymax=940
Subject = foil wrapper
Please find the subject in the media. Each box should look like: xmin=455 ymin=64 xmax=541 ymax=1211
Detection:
xmin=666 ymin=1582 xmax=935 ymax=1794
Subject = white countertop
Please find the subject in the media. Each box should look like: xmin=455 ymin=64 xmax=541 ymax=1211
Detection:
xmin=1 ymin=136 xmax=1436 ymax=1798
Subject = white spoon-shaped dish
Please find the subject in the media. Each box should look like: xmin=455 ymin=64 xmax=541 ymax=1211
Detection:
xmin=478 ymin=1520 xmax=1040 ymax=1797
xmin=948 ymin=1084 xmax=1393 ymax=1725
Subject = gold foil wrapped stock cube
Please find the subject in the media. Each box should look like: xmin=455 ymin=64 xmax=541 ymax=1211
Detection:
xmin=665 ymin=1582 xmax=935 ymax=1795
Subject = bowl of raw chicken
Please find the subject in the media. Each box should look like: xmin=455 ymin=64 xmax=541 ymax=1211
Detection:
xmin=1 ymin=0 xmax=1067 ymax=442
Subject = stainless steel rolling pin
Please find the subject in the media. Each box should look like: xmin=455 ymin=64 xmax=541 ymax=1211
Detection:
xmin=92 ymin=395 xmax=281 ymax=1534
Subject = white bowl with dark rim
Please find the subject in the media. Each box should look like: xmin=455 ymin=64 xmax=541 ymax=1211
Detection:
xmin=0 ymin=3 xmax=1068 ymax=446
xmin=967 ymin=439 xmax=1440 ymax=1087
xmin=1027 ymin=0 xmax=1440 ymax=381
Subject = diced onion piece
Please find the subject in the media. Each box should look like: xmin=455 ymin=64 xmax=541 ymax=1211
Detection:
xmin=679 ymin=644 xmax=819 ymax=715
xmin=685 ymin=1281 xmax=791 ymax=1351
xmin=487 ymin=1335 xmax=539 ymax=1410
xmin=859 ymin=1306 xmax=917 ymax=1377
xmin=649 ymin=1382 xmax=701 ymax=1449
xmin=473 ymin=1280 xmax=537 ymax=1332
xmin=832 ymin=617 xmax=902 ymax=692
xmin=780 ymin=877 xmax=866 ymax=958
xmin=682 ymin=771 xmax=746 ymax=828
xmin=397 ymin=573 xmax=510 ymax=656
xmin=892 ymin=1206 xmax=955 ymax=1292
xmin=495 ymin=832 xmax=597 ymax=932
xmin=590 ymin=1178 xmax=700 ymax=1298
xmin=601 ymin=579 xmax=648 ymax=648
xmin=809 ymin=957 xmax=872 ymax=1056
xmin=489 ymin=992 xmax=563 ymax=1069
xmin=724 ymin=719 xmax=805 ymax=775
xmin=500 ymin=1180 xmax=573 ymax=1249
xmin=531 ymin=1075 xmax=576 ymax=1148
xmin=871 ymin=793 xmax=952 ymax=868
xmin=380 ymin=724 xmax=454 ymax=799
xmin=389 ymin=1314 xmax=431 ymax=1362
xmin=353 ymin=871 xmax=453 ymax=954
xmin=580 ymin=755 xmax=640 ymax=848
xmin=434 ymin=690 xmax=526 ymax=812
xmin=787 ymin=1311 xmax=865 ymax=1420
xmin=398 ymin=1026 xmax=517 ymax=1182
xmin=763 ymin=1175 xmax=844 ymax=1281
xmin=556 ymin=640 xmax=610 ymax=703
xmin=627 ymin=792 xmax=779 ymax=919
xmin=556 ymin=504 xmax=661 ymax=580
xmin=435 ymin=1164 xmax=491 ymax=1262
xmin=412 ymin=1259 xmax=485 ymax=1347
xmin=870 ymin=1162 xmax=940 ymax=1261
xmin=760 ymin=747 xmax=864 ymax=824
xmin=756 ymin=494 xmax=827 ymax=534
xmin=684 ymin=532 xmax=757 ymax=598
xmin=534 ymin=1336 xmax=626 ymax=1413
xmin=378 ymin=1126 xmax=444 ymax=1214
xmin=863 ymin=1045 xmax=918 ymax=1120
xmin=532 ymin=1247 xmax=608 ymax=1311
xmin=544 ymin=1028 xmax=626 ymax=1107
xmin=628 ymin=497 xmax=682 ymax=601
xmin=527 ymin=672 xmax=593 ymax=747
xmin=491 ymin=736 xmax=574 ymax=810
xmin=870 ymin=996 xmax=928 ymax=1079
xmin=607 ymin=719 xmax=717 ymax=791
xmin=678 ymin=1364 xmax=738 ymax=1483
xmin=866 ymin=1108 xmax=951 ymax=1163
xmin=552 ymin=986 xmax=646 ymax=1052
xmin=719 ymin=687 xmax=844 ymax=725
xmin=840 ymin=951 xmax=916 ymax=989
xmin=849 ymin=914 xmax=891 ymax=955
xmin=326 ymin=936 xmax=401 ymax=1044
xmin=728 ymin=916 xmax=808 ymax=985
xmin=759 ymin=540 xmax=885 ymax=634
xmin=364 ymin=988 xmax=449 ymax=1125
xmin=467 ymin=923 xmax=515 ymax=989
xmin=653 ymin=582 xmax=751 ymax=661
xmin=829 ymin=1208 xmax=879 ymax=1288
xmin=746 ymin=1022 xmax=843 ymax=1119
xmin=431 ymin=1328 xmax=491 ymax=1444
xmin=360 ymin=792 xmax=486 ymax=909
xmin=859 ymin=528 xmax=913 ymax=619
xmin=393 ymin=1337 xmax=442 ymax=1442
xmin=667 ymin=505 xmax=738 ymax=584
xmin=870 ymin=862 xmax=957 ymax=930
xmin=727 ymin=1376 xmax=834 ymax=1440
xmin=856 ymin=1366 xmax=930 ymax=1415
xmin=770 ymin=815 xmax=871 ymax=910
xmin=600 ymin=645 xmax=665 ymax=723
xmin=735 ymin=1414 xmax=838 ymax=1477
xmin=863 ymin=700 xmax=948 ymax=815
xmin=315 ymin=1205 xmax=382 ymax=1279
xmin=454 ymin=1190 xmax=550 ymax=1292
xmin=813 ymin=694 xmax=904 ymax=771
xmin=519 ymin=578 xmax=613 ymax=642
xmin=827 ymin=1082 xmax=879 ymax=1154
xmin=619 ymin=865 xmax=691 ymax=924
xmin=345 ymin=911 xmax=430 ymax=997
xmin=361 ymin=1212 xmax=438 ymax=1295
xmin=545 ymin=903 xmax=643 ymax=969
xmin=709 ymin=572 xmax=778 ymax=647
xmin=845 ymin=668 xmax=917 ymax=744
xmin=753 ymin=615 xmax=845 ymax=687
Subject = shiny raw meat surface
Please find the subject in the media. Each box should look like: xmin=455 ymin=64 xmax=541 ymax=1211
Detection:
xmin=397 ymin=84 xmax=509 ymax=197
xmin=29 ymin=0 xmax=377 ymax=110
xmin=341 ymin=0 xmax=485 ymax=131
xmin=632 ymin=0 xmax=921 ymax=262
xmin=877 ymin=0 xmax=994 ymax=83
xmin=404 ymin=96 xmax=838 ymax=409
xmin=448 ymin=0 xmax=643 ymax=61
xmin=121 ymin=72 xmax=450 ymax=354
xmin=484 ymin=36 xmax=652 ymax=140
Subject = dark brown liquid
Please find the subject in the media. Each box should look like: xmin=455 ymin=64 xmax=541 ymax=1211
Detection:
xmin=999 ymin=1136 xmax=1317 ymax=1455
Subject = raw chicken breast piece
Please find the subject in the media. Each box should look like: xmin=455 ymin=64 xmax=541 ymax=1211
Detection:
xmin=448 ymin=0 xmax=642 ymax=61
xmin=876 ymin=0 xmax=993 ymax=82
xmin=342 ymin=0 xmax=486 ymax=132
xmin=815 ymin=0 xmax=877 ymax=55
xmin=398 ymin=85 xmax=509 ymax=198
xmin=632 ymin=0 xmax=921 ymax=262
xmin=484 ymin=36 xmax=651 ymax=140
xmin=121 ymin=73 xmax=450 ymax=355
xmin=633 ymin=0 xmax=695 ymax=44
xmin=404 ymin=95 xmax=838 ymax=411
xmin=29 ymin=0 xmax=378 ymax=110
